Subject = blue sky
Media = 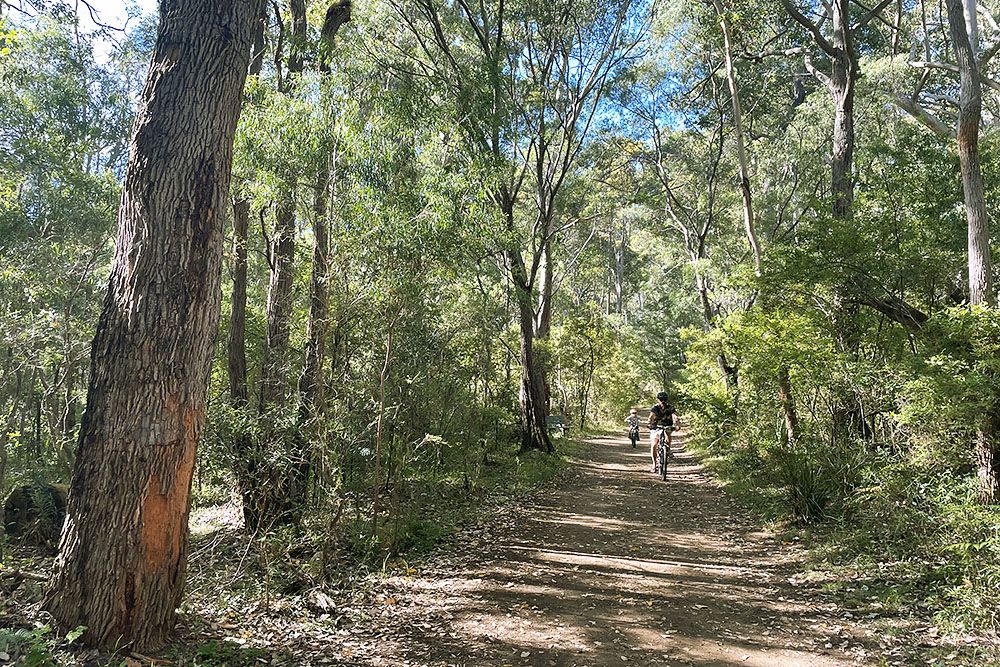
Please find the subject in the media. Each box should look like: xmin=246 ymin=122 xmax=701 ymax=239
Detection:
xmin=74 ymin=0 xmax=157 ymax=61
xmin=79 ymin=0 xmax=156 ymax=30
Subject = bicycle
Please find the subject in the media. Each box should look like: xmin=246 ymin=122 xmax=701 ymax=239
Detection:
xmin=652 ymin=425 xmax=673 ymax=481
xmin=628 ymin=425 xmax=639 ymax=448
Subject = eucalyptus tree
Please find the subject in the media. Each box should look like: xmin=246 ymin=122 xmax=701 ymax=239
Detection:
xmin=42 ymin=0 xmax=261 ymax=649
xmin=709 ymin=0 xmax=762 ymax=275
xmin=944 ymin=0 xmax=1000 ymax=503
xmin=893 ymin=1 xmax=998 ymax=308
xmin=227 ymin=0 xmax=352 ymax=532
xmin=875 ymin=1 xmax=1000 ymax=501
xmin=299 ymin=0 xmax=352 ymax=439
xmin=779 ymin=0 xmax=896 ymax=220
xmin=259 ymin=0 xmax=307 ymax=419
xmin=945 ymin=0 xmax=996 ymax=309
xmin=370 ymin=0 xmax=643 ymax=452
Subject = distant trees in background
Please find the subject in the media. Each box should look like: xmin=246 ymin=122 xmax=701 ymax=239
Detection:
xmin=1 ymin=0 xmax=999 ymax=648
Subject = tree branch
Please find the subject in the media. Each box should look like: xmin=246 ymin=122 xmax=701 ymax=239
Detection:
xmin=892 ymin=95 xmax=955 ymax=139
xmin=780 ymin=0 xmax=837 ymax=55
xmin=852 ymin=0 xmax=895 ymax=30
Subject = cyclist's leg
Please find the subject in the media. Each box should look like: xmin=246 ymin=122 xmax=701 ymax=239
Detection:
xmin=666 ymin=428 xmax=673 ymax=458
xmin=649 ymin=429 xmax=658 ymax=471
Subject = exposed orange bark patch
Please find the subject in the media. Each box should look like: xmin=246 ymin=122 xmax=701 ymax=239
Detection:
xmin=140 ymin=407 xmax=198 ymax=572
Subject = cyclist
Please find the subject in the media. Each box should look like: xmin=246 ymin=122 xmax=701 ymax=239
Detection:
xmin=647 ymin=391 xmax=677 ymax=473
xmin=625 ymin=408 xmax=640 ymax=448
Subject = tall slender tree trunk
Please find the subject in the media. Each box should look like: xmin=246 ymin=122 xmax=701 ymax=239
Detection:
xmin=228 ymin=3 xmax=266 ymax=409
xmin=229 ymin=6 xmax=265 ymax=531
xmin=299 ymin=162 xmax=333 ymax=420
xmin=830 ymin=4 xmax=857 ymax=221
xmin=947 ymin=0 xmax=993 ymax=308
xmin=259 ymin=193 xmax=298 ymax=410
xmin=294 ymin=163 xmax=334 ymax=504
xmin=946 ymin=0 xmax=998 ymax=502
xmin=714 ymin=0 xmax=763 ymax=275
xmin=248 ymin=190 xmax=299 ymax=530
xmin=536 ymin=240 xmax=554 ymax=339
xmin=252 ymin=4 xmax=306 ymax=527
xmin=777 ymin=367 xmax=800 ymax=445
xmin=534 ymin=229 xmax=554 ymax=413
xmin=42 ymin=0 xmax=259 ymax=649
xmin=229 ymin=198 xmax=258 ymax=529
xmin=830 ymin=79 xmax=856 ymax=220
xmin=229 ymin=199 xmax=250 ymax=409
xmin=615 ymin=222 xmax=626 ymax=317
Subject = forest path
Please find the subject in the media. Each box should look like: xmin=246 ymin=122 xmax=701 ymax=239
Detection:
xmin=357 ymin=432 xmax=874 ymax=666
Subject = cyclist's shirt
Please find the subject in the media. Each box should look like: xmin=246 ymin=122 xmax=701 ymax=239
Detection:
xmin=626 ymin=415 xmax=640 ymax=430
xmin=649 ymin=403 xmax=675 ymax=428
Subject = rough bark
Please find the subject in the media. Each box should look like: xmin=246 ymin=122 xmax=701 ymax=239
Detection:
xmin=976 ymin=413 xmax=1000 ymax=504
xmin=535 ymin=239 xmax=554 ymax=339
xmin=509 ymin=246 xmax=553 ymax=454
xmin=534 ymin=237 xmax=555 ymax=413
xmin=946 ymin=0 xmax=993 ymax=307
xmin=829 ymin=3 xmax=857 ymax=221
xmin=42 ymin=0 xmax=259 ymax=649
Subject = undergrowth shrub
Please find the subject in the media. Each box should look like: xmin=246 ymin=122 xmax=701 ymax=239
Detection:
xmin=679 ymin=306 xmax=1000 ymax=632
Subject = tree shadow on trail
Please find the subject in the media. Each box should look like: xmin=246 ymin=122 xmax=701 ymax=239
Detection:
xmin=342 ymin=432 xmax=875 ymax=667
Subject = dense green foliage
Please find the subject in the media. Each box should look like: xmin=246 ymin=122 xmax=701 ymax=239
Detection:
xmin=2 ymin=0 xmax=1000 ymax=643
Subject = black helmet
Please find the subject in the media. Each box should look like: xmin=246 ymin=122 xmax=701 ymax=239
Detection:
xmin=656 ymin=391 xmax=669 ymax=401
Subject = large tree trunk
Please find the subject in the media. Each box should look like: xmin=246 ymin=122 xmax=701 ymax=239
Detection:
xmin=975 ymin=413 xmax=1000 ymax=504
xmin=534 ymin=233 xmax=554 ymax=413
xmin=42 ymin=0 xmax=259 ymax=650
xmin=535 ymin=240 xmax=554 ymax=339
xmin=509 ymin=247 xmax=553 ymax=454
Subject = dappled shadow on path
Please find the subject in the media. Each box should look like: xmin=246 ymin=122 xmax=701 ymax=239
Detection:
xmin=345 ymin=431 xmax=874 ymax=667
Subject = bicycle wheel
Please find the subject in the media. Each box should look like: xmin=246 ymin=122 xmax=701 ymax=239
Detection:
xmin=660 ymin=438 xmax=668 ymax=481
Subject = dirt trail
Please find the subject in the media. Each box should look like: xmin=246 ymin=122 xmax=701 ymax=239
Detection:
xmin=353 ymin=432 xmax=874 ymax=666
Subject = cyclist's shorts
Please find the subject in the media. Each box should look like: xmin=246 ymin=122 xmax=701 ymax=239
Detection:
xmin=649 ymin=426 xmax=673 ymax=444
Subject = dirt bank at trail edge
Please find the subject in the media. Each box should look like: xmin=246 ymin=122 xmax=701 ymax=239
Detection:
xmin=340 ymin=431 xmax=878 ymax=667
